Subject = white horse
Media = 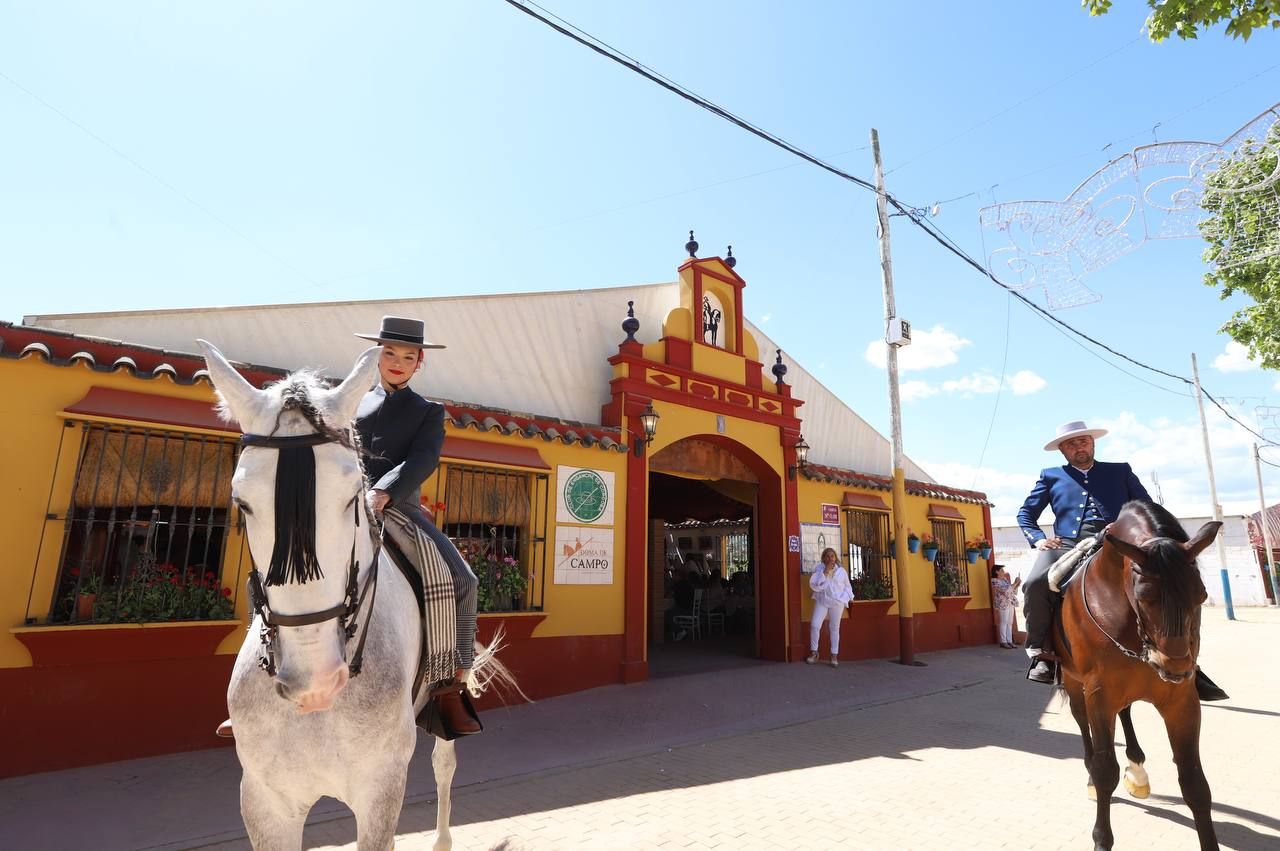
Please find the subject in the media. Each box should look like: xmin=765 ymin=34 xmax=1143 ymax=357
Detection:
xmin=200 ymin=341 xmax=497 ymax=851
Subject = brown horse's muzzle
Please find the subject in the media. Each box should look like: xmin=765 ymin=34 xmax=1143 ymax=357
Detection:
xmin=1147 ymin=634 xmax=1196 ymax=683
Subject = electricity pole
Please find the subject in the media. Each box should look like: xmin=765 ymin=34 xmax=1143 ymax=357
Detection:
xmin=1191 ymin=353 xmax=1235 ymax=620
xmin=871 ymin=128 xmax=917 ymax=666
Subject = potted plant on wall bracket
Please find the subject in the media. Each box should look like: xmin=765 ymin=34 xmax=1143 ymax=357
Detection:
xmin=907 ymin=529 xmax=921 ymax=554
xmin=67 ymin=567 xmax=103 ymax=621
xmin=978 ymin=537 xmax=993 ymax=560
xmin=920 ymin=533 xmax=938 ymax=563
xmin=965 ymin=538 xmax=982 ymax=565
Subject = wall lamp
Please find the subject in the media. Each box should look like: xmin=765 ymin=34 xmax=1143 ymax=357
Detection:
xmin=788 ymin=435 xmax=810 ymax=480
xmin=635 ymin=403 xmax=660 ymax=456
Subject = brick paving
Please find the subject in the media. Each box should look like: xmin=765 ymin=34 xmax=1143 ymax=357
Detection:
xmin=194 ymin=608 xmax=1279 ymax=851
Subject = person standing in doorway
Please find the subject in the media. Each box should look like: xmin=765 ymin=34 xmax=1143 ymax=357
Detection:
xmin=807 ymin=547 xmax=853 ymax=668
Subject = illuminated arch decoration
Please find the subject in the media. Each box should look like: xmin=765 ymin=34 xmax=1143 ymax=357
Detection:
xmin=978 ymin=103 xmax=1280 ymax=310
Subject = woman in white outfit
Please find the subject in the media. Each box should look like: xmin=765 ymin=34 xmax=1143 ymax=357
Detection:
xmin=807 ymin=547 xmax=854 ymax=667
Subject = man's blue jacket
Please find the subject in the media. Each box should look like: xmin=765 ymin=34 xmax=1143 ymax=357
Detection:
xmin=1016 ymin=461 xmax=1151 ymax=547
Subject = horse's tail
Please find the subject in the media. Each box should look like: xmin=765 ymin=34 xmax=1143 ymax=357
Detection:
xmin=467 ymin=625 xmax=530 ymax=703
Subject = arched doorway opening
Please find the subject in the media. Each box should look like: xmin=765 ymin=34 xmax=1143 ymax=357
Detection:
xmin=644 ymin=435 xmax=785 ymax=674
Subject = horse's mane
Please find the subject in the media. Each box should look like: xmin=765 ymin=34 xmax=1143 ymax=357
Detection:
xmin=261 ymin=371 xmax=364 ymax=587
xmin=1117 ymin=500 xmax=1199 ymax=636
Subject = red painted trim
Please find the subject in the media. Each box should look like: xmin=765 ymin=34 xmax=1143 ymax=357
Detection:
xmin=781 ymin=427 xmax=803 ymax=661
xmin=610 ymin=375 xmax=802 ymax=429
xmin=14 ymin=622 xmax=240 ymax=667
xmin=475 ymin=613 xmax=547 ymax=645
xmin=842 ymin=491 xmax=891 ymax=512
xmin=443 ymin=404 xmax=623 ymax=449
xmin=622 ymin=405 xmax=650 ymax=681
xmin=609 ymin=353 xmax=804 ymax=415
xmin=62 ymin=387 xmax=237 ymax=433
xmin=931 ymin=595 xmax=973 ymax=614
xmin=849 ymin=599 xmax=895 ymax=618
xmin=678 ymin=257 xmax=747 ymax=288
xmin=442 ymin=436 xmax=550 ymax=470
xmin=927 ymin=503 xmax=966 ymax=520
xmin=745 ymin=360 xmax=764 ymax=390
xmin=0 ymin=324 xmax=284 ymax=387
xmin=664 ymin=336 xmax=692 ymax=370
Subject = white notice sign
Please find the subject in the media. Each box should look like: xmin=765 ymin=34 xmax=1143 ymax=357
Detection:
xmin=800 ymin=522 xmax=843 ymax=575
xmin=554 ymin=526 xmax=615 ymax=585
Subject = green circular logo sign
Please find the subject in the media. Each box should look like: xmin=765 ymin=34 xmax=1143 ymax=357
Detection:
xmin=564 ymin=469 xmax=608 ymax=524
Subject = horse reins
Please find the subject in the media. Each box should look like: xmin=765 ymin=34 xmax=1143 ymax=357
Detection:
xmin=1078 ymin=533 xmax=1151 ymax=664
xmin=239 ymin=431 xmax=382 ymax=679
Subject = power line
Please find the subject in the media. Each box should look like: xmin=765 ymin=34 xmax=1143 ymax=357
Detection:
xmin=506 ymin=0 xmax=1272 ymax=441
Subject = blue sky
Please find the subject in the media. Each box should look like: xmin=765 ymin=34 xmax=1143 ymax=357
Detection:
xmin=3 ymin=1 xmax=1279 ymax=523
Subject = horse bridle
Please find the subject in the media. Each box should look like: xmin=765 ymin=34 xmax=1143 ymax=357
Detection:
xmin=1078 ymin=532 xmax=1155 ymax=665
xmin=239 ymin=431 xmax=382 ymax=679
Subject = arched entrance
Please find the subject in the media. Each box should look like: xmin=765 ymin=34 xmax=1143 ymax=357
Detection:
xmin=640 ymin=435 xmax=785 ymax=671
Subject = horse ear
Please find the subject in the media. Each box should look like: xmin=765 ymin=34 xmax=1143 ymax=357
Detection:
xmin=1105 ymin=533 xmax=1147 ymax=568
xmin=325 ymin=346 xmax=381 ymax=423
xmin=1184 ymin=521 xmax=1222 ymax=560
xmin=197 ymin=339 xmax=262 ymax=421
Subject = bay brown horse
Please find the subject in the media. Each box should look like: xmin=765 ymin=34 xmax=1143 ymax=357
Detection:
xmin=1054 ymin=500 xmax=1221 ymax=850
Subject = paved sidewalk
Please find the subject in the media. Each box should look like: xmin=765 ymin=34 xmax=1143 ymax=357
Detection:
xmin=3 ymin=608 xmax=1276 ymax=850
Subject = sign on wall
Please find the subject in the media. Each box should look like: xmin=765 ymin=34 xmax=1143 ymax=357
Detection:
xmin=821 ymin=503 xmax=840 ymax=525
xmin=556 ymin=466 xmax=615 ymax=526
xmin=800 ymin=521 xmax=843 ymax=574
xmin=554 ymin=526 xmax=615 ymax=585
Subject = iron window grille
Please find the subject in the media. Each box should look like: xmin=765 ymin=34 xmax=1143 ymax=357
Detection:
xmin=845 ymin=509 xmax=894 ymax=599
xmin=929 ymin=518 xmax=971 ymax=597
xmin=433 ymin=463 xmax=549 ymax=613
xmin=45 ymin=422 xmax=243 ymax=624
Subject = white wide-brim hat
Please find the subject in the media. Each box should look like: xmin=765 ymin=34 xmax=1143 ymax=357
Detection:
xmin=1044 ymin=420 xmax=1108 ymax=452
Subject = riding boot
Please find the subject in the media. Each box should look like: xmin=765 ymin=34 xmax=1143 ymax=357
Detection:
xmin=436 ymin=689 xmax=482 ymax=736
xmin=215 ymin=719 xmax=234 ymax=739
xmin=1026 ymin=658 xmax=1055 ymax=684
xmin=1194 ymin=669 xmax=1229 ymax=702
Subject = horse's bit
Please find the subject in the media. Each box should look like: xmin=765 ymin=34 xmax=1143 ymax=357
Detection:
xmin=238 ymin=431 xmax=381 ymax=679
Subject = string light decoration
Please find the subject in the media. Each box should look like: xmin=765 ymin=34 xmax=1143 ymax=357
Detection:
xmin=979 ymin=103 xmax=1280 ymax=310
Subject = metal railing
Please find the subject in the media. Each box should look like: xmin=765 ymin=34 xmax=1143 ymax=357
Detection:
xmin=434 ymin=463 xmax=548 ymax=613
xmin=845 ymin=509 xmax=894 ymax=599
xmin=930 ymin=519 xmax=971 ymax=597
xmin=46 ymin=423 xmax=241 ymax=624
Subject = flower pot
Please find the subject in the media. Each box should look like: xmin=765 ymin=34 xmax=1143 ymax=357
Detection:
xmin=922 ymin=546 xmax=938 ymax=563
xmin=980 ymin=546 xmax=992 ymax=560
xmin=966 ymin=550 xmax=979 ymax=565
xmin=76 ymin=593 xmax=96 ymax=621
xmin=907 ymin=538 xmax=921 ymax=554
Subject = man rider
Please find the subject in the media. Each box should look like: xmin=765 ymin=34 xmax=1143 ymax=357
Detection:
xmin=1017 ymin=420 xmax=1227 ymax=701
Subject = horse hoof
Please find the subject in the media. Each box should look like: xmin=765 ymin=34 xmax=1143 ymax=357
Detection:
xmin=1124 ymin=777 xmax=1150 ymax=799
xmin=1087 ymin=783 xmax=1096 ymax=801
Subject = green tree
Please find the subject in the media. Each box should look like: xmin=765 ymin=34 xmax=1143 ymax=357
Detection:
xmin=1084 ymin=0 xmax=1280 ymax=41
xmin=1199 ymin=124 xmax=1280 ymax=368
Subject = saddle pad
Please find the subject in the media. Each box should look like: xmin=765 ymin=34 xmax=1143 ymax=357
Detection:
xmin=1048 ymin=536 xmax=1100 ymax=593
xmin=381 ymin=507 xmax=459 ymax=692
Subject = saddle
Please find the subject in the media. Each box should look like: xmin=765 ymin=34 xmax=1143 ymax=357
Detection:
xmin=1048 ymin=528 xmax=1108 ymax=593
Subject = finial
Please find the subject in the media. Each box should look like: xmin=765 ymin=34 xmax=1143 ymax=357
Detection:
xmin=622 ymin=300 xmax=640 ymax=343
xmin=724 ymin=245 xmax=736 ymax=269
xmin=772 ymin=349 xmax=788 ymax=385
xmin=685 ymin=230 xmax=698 ymax=258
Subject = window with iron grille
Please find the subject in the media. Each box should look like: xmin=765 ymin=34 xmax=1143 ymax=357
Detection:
xmin=845 ymin=509 xmax=894 ymax=599
xmin=434 ymin=463 xmax=549 ymax=613
xmin=47 ymin=422 xmax=242 ymax=624
xmin=929 ymin=518 xmax=971 ymax=597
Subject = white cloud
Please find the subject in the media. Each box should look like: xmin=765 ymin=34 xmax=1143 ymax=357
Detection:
xmin=901 ymin=370 xmax=1047 ymax=401
xmin=900 ymin=380 xmax=939 ymax=401
xmin=1213 ymin=340 xmax=1259 ymax=373
xmin=759 ymin=313 xmax=772 ymax=324
xmin=864 ymin=325 xmax=971 ymax=372
xmin=942 ymin=373 xmax=1000 ymax=395
xmin=1007 ymin=370 xmax=1047 ymax=395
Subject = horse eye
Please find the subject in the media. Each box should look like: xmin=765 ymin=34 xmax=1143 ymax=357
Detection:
xmin=235 ymin=498 xmax=253 ymax=516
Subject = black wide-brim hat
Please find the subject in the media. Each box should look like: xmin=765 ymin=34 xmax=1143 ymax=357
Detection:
xmin=354 ymin=316 xmax=446 ymax=349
